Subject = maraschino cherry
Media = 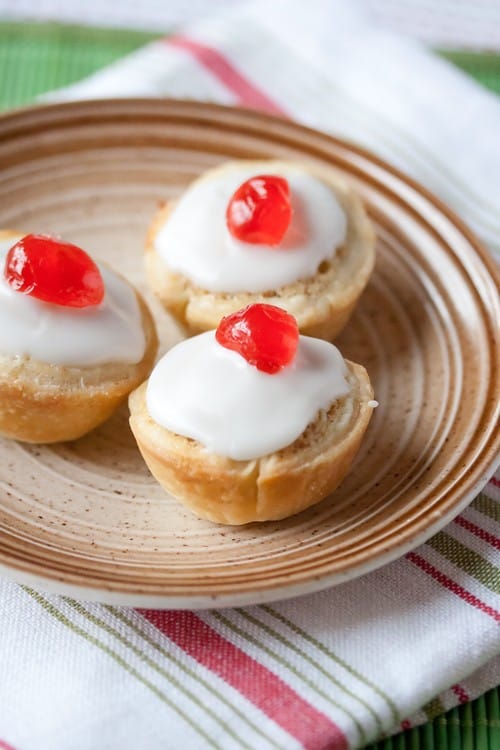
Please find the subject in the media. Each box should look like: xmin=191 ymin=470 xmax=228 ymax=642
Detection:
xmin=215 ymin=303 xmax=299 ymax=374
xmin=226 ymin=175 xmax=292 ymax=245
xmin=4 ymin=234 xmax=105 ymax=308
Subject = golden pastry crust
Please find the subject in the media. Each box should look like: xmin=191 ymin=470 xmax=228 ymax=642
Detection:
xmin=129 ymin=361 xmax=374 ymax=525
xmin=0 ymin=229 xmax=158 ymax=443
xmin=145 ymin=160 xmax=376 ymax=340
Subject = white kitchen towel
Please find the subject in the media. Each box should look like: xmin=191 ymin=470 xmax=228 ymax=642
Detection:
xmin=48 ymin=0 xmax=500 ymax=256
xmin=3 ymin=0 xmax=500 ymax=48
xmin=1 ymin=2 xmax=499 ymax=749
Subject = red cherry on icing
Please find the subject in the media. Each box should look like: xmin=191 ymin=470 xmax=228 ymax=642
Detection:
xmin=226 ymin=175 xmax=292 ymax=245
xmin=215 ymin=303 xmax=299 ymax=374
xmin=4 ymin=234 xmax=105 ymax=308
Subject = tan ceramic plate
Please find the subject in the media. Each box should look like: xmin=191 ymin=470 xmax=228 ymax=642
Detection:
xmin=0 ymin=100 xmax=498 ymax=608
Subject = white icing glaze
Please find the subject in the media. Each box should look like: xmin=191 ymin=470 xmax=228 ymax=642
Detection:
xmin=0 ymin=236 xmax=146 ymax=366
xmin=146 ymin=331 xmax=351 ymax=461
xmin=154 ymin=165 xmax=347 ymax=293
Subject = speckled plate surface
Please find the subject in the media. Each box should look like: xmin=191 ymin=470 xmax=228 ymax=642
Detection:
xmin=0 ymin=100 xmax=498 ymax=608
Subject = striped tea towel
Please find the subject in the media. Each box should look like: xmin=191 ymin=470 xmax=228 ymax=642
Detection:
xmin=4 ymin=0 xmax=500 ymax=49
xmin=2 ymin=2 xmax=499 ymax=749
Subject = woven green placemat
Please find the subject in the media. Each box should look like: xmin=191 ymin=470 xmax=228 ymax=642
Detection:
xmin=0 ymin=22 xmax=157 ymax=109
xmin=0 ymin=20 xmax=498 ymax=750
xmin=440 ymin=50 xmax=500 ymax=95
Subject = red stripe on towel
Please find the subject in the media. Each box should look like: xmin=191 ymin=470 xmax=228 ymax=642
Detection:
xmin=166 ymin=35 xmax=287 ymax=115
xmin=454 ymin=515 xmax=500 ymax=550
xmin=139 ymin=609 xmax=348 ymax=750
xmin=406 ymin=552 xmax=500 ymax=622
xmin=451 ymin=684 xmax=470 ymax=704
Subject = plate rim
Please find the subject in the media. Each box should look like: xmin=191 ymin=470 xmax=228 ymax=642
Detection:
xmin=1 ymin=97 xmax=498 ymax=286
xmin=0 ymin=98 xmax=498 ymax=607
xmin=2 ymin=462 xmax=498 ymax=609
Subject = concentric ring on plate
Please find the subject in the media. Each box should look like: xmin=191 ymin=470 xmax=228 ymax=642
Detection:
xmin=0 ymin=100 xmax=497 ymax=606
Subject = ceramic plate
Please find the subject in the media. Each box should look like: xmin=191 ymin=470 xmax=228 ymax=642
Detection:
xmin=0 ymin=100 xmax=498 ymax=607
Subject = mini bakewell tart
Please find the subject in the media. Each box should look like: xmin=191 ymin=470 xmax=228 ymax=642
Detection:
xmin=0 ymin=230 xmax=158 ymax=443
xmin=129 ymin=303 xmax=375 ymax=525
xmin=145 ymin=159 xmax=375 ymax=340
